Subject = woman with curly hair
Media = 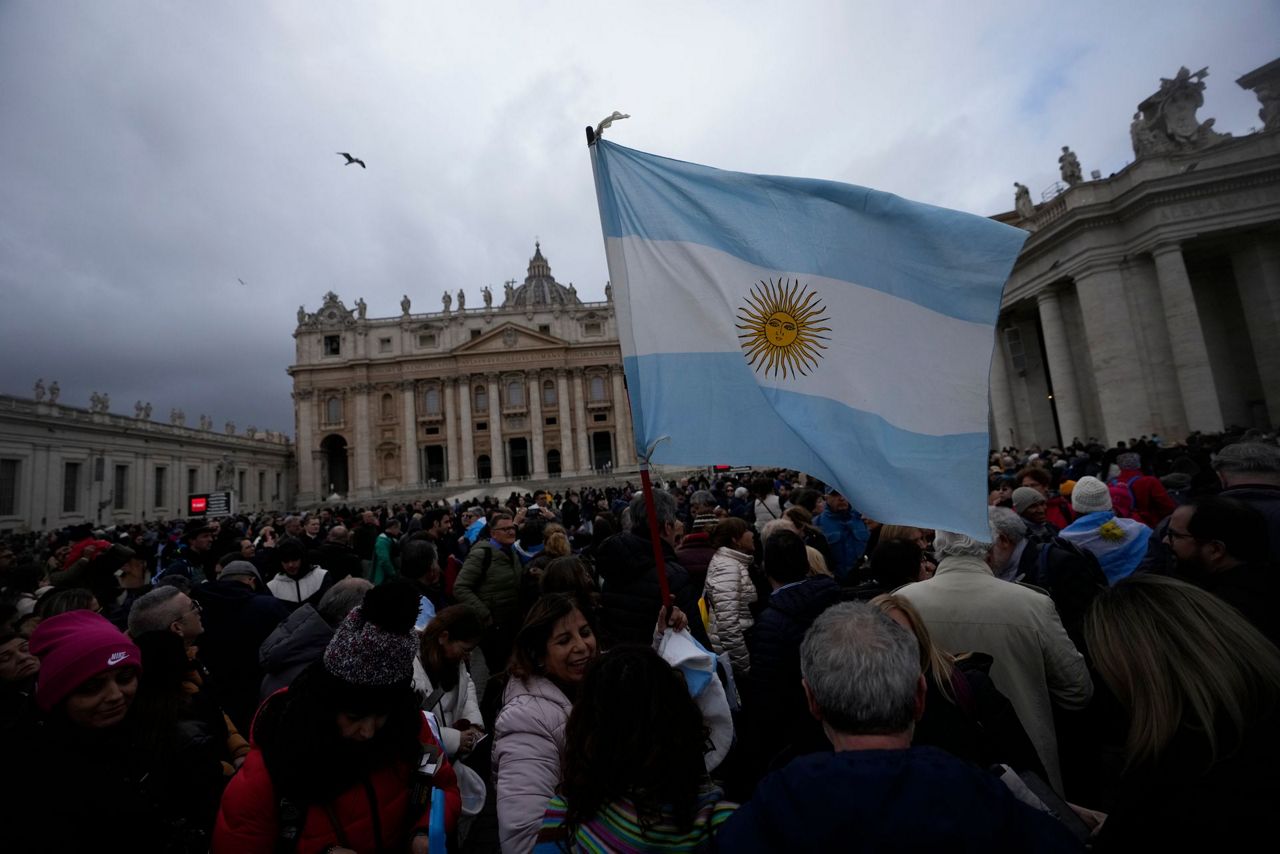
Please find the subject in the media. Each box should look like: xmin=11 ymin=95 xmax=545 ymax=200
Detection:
xmin=537 ymin=645 xmax=736 ymax=852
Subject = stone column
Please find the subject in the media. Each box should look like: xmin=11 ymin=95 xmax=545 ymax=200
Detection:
xmin=610 ymin=367 xmax=633 ymax=467
xmin=573 ymin=369 xmax=591 ymax=473
xmin=988 ymin=327 xmax=1019 ymax=450
xmin=401 ymin=381 xmax=419 ymax=487
xmin=1151 ymin=243 xmax=1224 ymax=433
xmin=486 ymin=373 xmax=506 ymax=481
xmin=353 ymin=385 xmax=372 ymax=496
xmin=527 ymin=371 xmax=544 ymax=477
xmin=1035 ymin=289 xmax=1085 ymax=446
xmin=1119 ymin=257 xmax=1186 ymax=439
xmin=458 ymin=376 xmax=475 ymax=482
xmin=444 ymin=378 xmax=460 ymax=484
xmin=556 ymin=370 xmax=574 ymax=475
xmin=1230 ymin=239 xmax=1280 ymax=425
xmin=1073 ymin=264 xmax=1158 ymax=442
xmin=295 ymin=390 xmax=316 ymax=499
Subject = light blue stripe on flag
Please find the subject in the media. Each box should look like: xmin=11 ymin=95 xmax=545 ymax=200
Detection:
xmin=589 ymin=139 xmax=1028 ymax=537
xmin=593 ymin=140 xmax=1027 ymax=325
xmin=625 ymin=353 xmax=991 ymax=535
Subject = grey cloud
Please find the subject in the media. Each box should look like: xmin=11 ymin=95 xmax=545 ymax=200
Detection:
xmin=2 ymin=1 xmax=1277 ymax=436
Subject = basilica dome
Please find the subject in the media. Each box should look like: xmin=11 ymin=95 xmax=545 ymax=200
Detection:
xmin=505 ymin=242 xmax=582 ymax=309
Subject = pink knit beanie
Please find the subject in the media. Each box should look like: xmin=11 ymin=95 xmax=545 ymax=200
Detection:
xmin=29 ymin=611 xmax=142 ymax=711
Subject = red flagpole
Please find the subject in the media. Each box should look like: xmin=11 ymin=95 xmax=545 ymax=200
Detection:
xmin=638 ymin=461 xmax=672 ymax=608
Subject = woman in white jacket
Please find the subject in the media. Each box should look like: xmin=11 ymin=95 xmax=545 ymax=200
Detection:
xmin=704 ymin=517 xmax=758 ymax=679
xmin=414 ymin=605 xmax=486 ymax=758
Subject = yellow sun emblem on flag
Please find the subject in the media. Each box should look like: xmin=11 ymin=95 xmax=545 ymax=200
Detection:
xmin=736 ymin=278 xmax=831 ymax=379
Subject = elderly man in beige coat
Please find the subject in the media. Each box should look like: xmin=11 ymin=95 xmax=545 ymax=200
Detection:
xmin=895 ymin=507 xmax=1092 ymax=795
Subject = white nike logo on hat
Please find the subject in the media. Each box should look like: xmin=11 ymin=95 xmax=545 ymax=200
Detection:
xmin=107 ymin=651 xmax=129 ymax=666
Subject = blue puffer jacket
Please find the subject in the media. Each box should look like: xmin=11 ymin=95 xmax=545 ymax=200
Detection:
xmin=717 ymin=747 xmax=1081 ymax=853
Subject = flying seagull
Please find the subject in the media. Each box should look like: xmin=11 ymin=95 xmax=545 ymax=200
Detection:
xmin=337 ymin=152 xmax=366 ymax=169
xmin=237 ymin=278 xmax=246 ymax=286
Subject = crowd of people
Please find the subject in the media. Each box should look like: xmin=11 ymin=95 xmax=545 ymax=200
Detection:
xmin=1 ymin=426 xmax=1278 ymax=852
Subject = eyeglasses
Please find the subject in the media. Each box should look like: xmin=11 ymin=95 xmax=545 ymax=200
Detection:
xmin=189 ymin=599 xmax=203 ymax=614
xmin=493 ymin=525 xmax=517 ymax=533
xmin=1164 ymin=529 xmax=1199 ymax=543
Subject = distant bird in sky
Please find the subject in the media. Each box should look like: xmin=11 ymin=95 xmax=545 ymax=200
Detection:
xmin=337 ymin=152 xmax=366 ymax=169
xmin=237 ymin=278 xmax=246 ymax=286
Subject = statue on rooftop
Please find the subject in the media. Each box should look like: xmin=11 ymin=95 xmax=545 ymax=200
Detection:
xmin=1131 ymin=66 xmax=1229 ymax=157
xmin=1013 ymin=182 xmax=1035 ymax=220
xmin=1058 ymin=146 xmax=1083 ymax=186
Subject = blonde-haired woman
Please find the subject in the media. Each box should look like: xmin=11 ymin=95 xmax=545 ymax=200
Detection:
xmin=871 ymin=594 xmax=1044 ymax=776
xmin=804 ymin=546 xmax=832 ymax=578
xmin=521 ymin=523 xmax=574 ymax=612
xmin=1079 ymin=574 xmax=1280 ymax=849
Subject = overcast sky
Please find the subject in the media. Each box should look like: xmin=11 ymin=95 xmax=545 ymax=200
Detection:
xmin=1 ymin=1 xmax=1275 ymax=437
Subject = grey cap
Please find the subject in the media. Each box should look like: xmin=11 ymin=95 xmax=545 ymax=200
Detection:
xmin=219 ymin=560 xmax=262 ymax=583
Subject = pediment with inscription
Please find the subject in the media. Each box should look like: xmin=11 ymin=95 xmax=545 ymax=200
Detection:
xmin=452 ymin=323 xmax=568 ymax=354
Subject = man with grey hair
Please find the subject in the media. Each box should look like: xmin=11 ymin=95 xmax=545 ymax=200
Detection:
xmin=675 ymin=489 xmax=720 ymax=591
xmin=128 ymin=586 xmax=203 ymax=645
xmin=896 ymin=510 xmax=1092 ymax=796
xmin=989 ymin=507 xmax=1107 ymax=652
xmin=597 ymin=489 xmax=705 ymax=645
xmin=719 ymin=602 xmax=1079 ymax=852
xmin=688 ymin=489 xmax=719 ymax=533
xmin=259 ymin=577 xmax=373 ymax=697
xmin=1213 ymin=442 xmax=1280 ymax=561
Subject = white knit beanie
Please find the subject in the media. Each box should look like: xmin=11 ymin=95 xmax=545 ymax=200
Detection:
xmin=1071 ymin=476 xmax=1112 ymax=514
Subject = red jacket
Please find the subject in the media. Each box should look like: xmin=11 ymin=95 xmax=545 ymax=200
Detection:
xmin=213 ymin=698 xmax=461 ymax=853
xmin=1044 ymin=496 xmax=1074 ymax=531
xmin=1112 ymin=469 xmax=1177 ymax=528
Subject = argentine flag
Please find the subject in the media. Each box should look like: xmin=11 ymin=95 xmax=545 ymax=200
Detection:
xmin=589 ymin=139 xmax=1028 ymax=538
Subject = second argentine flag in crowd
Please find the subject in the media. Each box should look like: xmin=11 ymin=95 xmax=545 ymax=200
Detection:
xmin=589 ymin=138 xmax=1028 ymax=538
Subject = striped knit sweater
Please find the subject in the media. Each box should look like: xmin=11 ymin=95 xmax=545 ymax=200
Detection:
xmin=535 ymin=790 xmax=736 ymax=853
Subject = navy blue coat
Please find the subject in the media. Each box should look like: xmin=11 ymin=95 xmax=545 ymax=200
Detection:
xmin=744 ymin=576 xmax=843 ymax=767
xmin=718 ymin=747 xmax=1081 ymax=852
xmin=192 ymin=580 xmax=290 ymax=732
